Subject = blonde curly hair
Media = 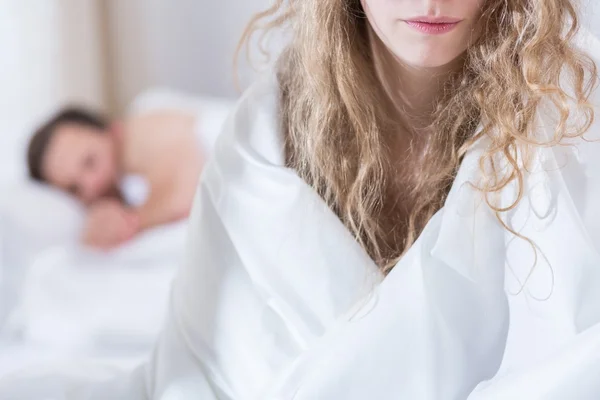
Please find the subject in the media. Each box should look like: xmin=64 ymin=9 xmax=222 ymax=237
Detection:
xmin=238 ymin=0 xmax=597 ymax=273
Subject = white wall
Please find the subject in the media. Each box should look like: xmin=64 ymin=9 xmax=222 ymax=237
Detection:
xmin=0 ymin=0 xmax=277 ymax=182
xmin=0 ymin=0 xmax=105 ymax=183
xmin=105 ymin=0 xmax=273 ymax=112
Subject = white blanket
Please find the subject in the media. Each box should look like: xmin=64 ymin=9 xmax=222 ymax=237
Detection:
xmin=0 ymin=221 xmax=185 ymax=379
xmin=3 ymin=32 xmax=600 ymax=400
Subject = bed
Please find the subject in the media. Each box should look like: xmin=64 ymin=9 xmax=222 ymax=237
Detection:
xmin=0 ymin=88 xmax=234 ymax=378
xmin=0 ymin=221 xmax=185 ymax=377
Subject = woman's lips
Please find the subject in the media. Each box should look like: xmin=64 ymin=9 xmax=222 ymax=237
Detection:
xmin=404 ymin=18 xmax=462 ymax=35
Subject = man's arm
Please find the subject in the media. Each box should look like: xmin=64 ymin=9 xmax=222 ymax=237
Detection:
xmin=82 ymin=199 xmax=139 ymax=249
xmin=133 ymin=181 xmax=195 ymax=231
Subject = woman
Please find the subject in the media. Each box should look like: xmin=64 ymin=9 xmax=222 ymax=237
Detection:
xmin=2 ymin=0 xmax=600 ymax=398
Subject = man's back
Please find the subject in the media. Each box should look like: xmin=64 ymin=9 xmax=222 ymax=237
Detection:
xmin=119 ymin=110 xmax=205 ymax=231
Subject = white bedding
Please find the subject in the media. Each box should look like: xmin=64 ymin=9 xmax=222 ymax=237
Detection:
xmin=0 ymin=220 xmax=185 ymax=378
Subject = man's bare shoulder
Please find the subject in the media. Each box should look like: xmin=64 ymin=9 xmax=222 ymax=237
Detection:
xmin=127 ymin=110 xmax=196 ymax=140
xmin=122 ymin=109 xmax=200 ymax=174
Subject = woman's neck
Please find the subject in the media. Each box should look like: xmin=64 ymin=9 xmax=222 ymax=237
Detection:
xmin=369 ymin=27 xmax=463 ymax=131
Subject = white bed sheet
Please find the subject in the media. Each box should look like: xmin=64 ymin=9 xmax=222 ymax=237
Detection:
xmin=0 ymin=219 xmax=186 ymax=379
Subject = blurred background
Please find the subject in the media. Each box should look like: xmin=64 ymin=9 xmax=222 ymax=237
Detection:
xmin=0 ymin=0 xmax=274 ymax=379
xmin=1 ymin=0 xmax=600 ymax=384
xmin=0 ymin=0 xmax=275 ymax=183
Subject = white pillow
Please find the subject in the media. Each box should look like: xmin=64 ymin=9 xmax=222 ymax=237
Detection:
xmin=0 ymin=179 xmax=192 ymax=266
xmin=0 ymin=181 xmax=85 ymax=332
xmin=0 ymin=181 xmax=85 ymax=265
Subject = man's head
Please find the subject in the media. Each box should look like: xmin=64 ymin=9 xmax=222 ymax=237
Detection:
xmin=27 ymin=107 xmax=120 ymax=204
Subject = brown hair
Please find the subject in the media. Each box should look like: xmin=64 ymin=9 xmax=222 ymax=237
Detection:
xmin=27 ymin=107 xmax=108 ymax=182
xmin=240 ymin=0 xmax=597 ymax=273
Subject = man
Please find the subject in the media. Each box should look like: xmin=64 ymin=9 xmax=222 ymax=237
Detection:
xmin=27 ymin=107 xmax=208 ymax=250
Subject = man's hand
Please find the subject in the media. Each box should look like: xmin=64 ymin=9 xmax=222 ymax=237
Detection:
xmin=82 ymin=199 xmax=139 ymax=250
